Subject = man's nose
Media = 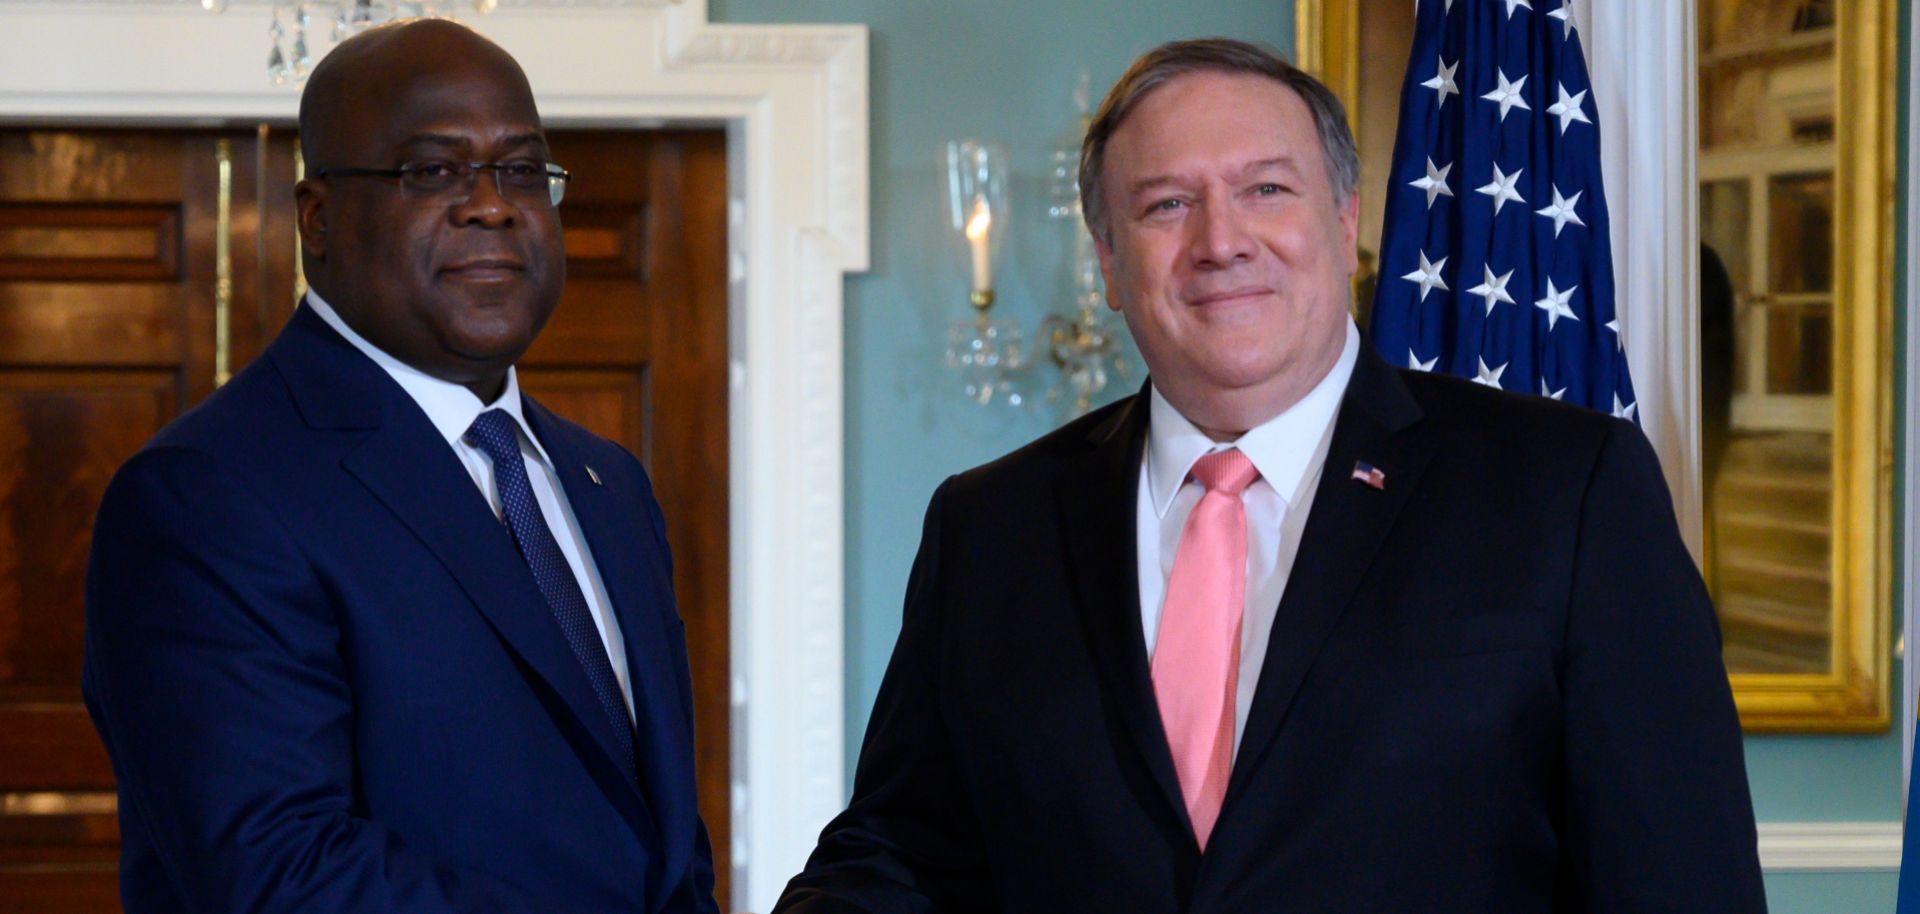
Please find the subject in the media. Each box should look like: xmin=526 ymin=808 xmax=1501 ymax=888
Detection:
xmin=1186 ymin=198 xmax=1254 ymax=269
xmin=451 ymin=169 xmax=517 ymax=228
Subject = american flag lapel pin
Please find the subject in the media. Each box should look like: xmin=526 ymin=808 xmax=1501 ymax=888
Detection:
xmin=585 ymin=465 xmax=604 ymax=487
xmin=1351 ymin=461 xmax=1387 ymax=490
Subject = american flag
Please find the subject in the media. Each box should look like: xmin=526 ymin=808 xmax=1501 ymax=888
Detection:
xmin=1367 ymin=0 xmax=1637 ymax=422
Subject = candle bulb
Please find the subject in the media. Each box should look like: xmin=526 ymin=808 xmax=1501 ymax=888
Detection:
xmin=965 ymin=198 xmax=993 ymax=294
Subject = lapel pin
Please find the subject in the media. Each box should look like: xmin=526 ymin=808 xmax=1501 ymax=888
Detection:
xmin=1350 ymin=461 xmax=1387 ymax=490
xmin=585 ymin=465 xmax=604 ymax=487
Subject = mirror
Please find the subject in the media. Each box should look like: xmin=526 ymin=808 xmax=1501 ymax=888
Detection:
xmin=1299 ymin=0 xmax=1893 ymax=731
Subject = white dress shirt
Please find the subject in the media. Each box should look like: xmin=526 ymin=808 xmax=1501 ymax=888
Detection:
xmin=305 ymin=292 xmax=635 ymax=723
xmin=1138 ymin=320 xmax=1360 ymax=752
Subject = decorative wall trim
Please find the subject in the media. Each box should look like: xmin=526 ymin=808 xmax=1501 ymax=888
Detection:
xmin=0 ymin=2 xmax=865 ymax=910
xmin=1903 ymin=0 xmax=1919 ymax=794
xmin=1757 ymin=822 xmax=1903 ymax=871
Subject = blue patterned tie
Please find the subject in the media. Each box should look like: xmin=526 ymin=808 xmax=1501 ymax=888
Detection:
xmin=465 ymin=409 xmax=636 ymax=780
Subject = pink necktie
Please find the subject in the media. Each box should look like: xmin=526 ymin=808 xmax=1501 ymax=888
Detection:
xmin=1152 ymin=447 xmax=1258 ymax=851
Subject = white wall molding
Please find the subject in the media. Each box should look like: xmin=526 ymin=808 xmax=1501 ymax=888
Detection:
xmin=1903 ymin=0 xmax=1919 ymax=794
xmin=0 ymin=2 xmax=865 ymax=910
xmin=1757 ymin=821 xmax=1903 ymax=871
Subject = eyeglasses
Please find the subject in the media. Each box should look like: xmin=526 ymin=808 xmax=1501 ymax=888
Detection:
xmin=315 ymin=160 xmax=572 ymax=208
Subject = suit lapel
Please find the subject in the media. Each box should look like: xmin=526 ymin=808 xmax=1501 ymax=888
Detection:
xmin=1054 ymin=392 xmax=1193 ymax=836
xmin=524 ymin=402 xmax=692 ymax=906
xmin=1223 ymin=351 xmax=1432 ymax=808
xmin=267 ymin=307 xmax=657 ymax=843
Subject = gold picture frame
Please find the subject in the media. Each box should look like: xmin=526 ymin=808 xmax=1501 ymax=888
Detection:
xmin=1298 ymin=0 xmax=1895 ymax=732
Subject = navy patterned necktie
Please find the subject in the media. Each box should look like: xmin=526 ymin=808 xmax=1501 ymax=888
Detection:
xmin=465 ymin=408 xmax=636 ymax=780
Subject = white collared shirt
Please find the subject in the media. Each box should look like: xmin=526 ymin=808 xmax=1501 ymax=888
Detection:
xmin=305 ymin=292 xmax=634 ymax=723
xmin=1137 ymin=320 xmax=1360 ymax=752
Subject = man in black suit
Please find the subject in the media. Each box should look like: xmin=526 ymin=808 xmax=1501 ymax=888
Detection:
xmin=777 ymin=38 xmax=1764 ymax=913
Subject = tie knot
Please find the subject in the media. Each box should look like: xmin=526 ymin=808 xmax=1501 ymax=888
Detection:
xmin=464 ymin=408 xmax=521 ymax=464
xmin=1189 ymin=448 xmax=1258 ymax=496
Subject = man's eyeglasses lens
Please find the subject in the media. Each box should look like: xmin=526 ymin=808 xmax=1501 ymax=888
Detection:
xmin=318 ymin=160 xmax=571 ymax=208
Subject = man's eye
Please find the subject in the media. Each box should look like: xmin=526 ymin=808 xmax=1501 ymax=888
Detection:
xmin=498 ymin=161 xmax=546 ymax=185
xmin=1147 ymin=198 xmax=1185 ymax=214
xmin=1254 ymin=183 xmax=1286 ymax=196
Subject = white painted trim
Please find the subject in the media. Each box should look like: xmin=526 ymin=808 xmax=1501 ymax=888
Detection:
xmin=1757 ymin=821 xmax=1903 ymax=871
xmin=1585 ymin=1 xmax=1703 ymax=560
xmin=1904 ymin=0 xmax=1920 ymax=799
xmin=0 ymin=2 xmax=864 ymax=910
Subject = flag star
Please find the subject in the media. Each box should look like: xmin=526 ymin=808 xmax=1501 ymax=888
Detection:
xmin=1467 ymin=264 xmax=1517 ymax=315
xmin=1535 ymin=186 xmax=1585 ymax=237
xmin=1475 ymin=163 xmax=1526 ymax=214
xmin=1422 ymin=56 xmax=1460 ymax=109
xmin=1605 ymin=317 xmax=1624 ymax=349
xmin=1409 ymin=157 xmax=1455 ymax=209
xmin=1409 ymin=350 xmax=1438 ymax=372
xmin=1473 ymin=357 xmax=1508 ymax=388
xmin=1535 ymin=279 xmax=1580 ymax=330
xmin=1546 ymin=82 xmax=1591 ymax=135
xmin=1548 ymin=0 xmax=1578 ymax=40
xmin=1481 ymin=69 xmax=1532 ymax=122
xmin=1539 ymin=378 xmax=1567 ymax=400
xmin=1504 ymin=0 xmax=1533 ymax=18
xmin=1402 ymin=251 xmax=1450 ymax=302
xmin=1612 ymin=393 xmax=1638 ymax=422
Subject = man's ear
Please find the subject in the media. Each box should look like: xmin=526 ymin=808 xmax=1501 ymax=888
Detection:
xmin=295 ymin=178 xmax=329 ymax=260
xmin=1092 ymin=225 xmax=1122 ymax=313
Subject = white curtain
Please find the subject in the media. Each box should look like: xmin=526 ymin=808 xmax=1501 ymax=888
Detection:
xmin=1581 ymin=1 xmax=1703 ymax=560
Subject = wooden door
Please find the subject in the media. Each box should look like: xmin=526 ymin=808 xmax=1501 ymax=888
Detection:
xmin=0 ymin=127 xmax=731 ymax=911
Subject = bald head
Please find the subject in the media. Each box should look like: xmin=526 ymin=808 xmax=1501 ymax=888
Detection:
xmin=299 ymin=19 xmax=536 ymax=169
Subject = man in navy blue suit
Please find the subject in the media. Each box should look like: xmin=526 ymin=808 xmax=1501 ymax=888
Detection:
xmin=83 ymin=19 xmax=716 ymax=912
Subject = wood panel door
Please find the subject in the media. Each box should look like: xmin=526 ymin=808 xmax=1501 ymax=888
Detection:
xmin=0 ymin=126 xmax=731 ymax=911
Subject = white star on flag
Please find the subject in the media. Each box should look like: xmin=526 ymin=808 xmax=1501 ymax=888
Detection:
xmin=1409 ymin=350 xmax=1438 ymax=372
xmin=1535 ymin=279 xmax=1580 ymax=330
xmin=1548 ymin=0 xmax=1577 ymax=40
xmin=1539 ymin=378 xmax=1567 ymax=400
xmin=1481 ymin=69 xmax=1531 ymax=122
xmin=1546 ymin=83 xmax=1591 ymax=135
xmin=1605 ymin=317 xmax=1623 ymax=349
xmin=1473 ymin=357 xmax=1508 ymax=388
xmin=1422 ymin=56 xmax=1460 ymax=109
xmin=1504 ymin=0 xmax=1533 ymax=18
xmin=1476 ymin=163 xmax=1526 ymax=214
xmin=1402 ymin=251 xmax=1450 ymax=302
xmin=1467 ymin=265 xmax=1517 ymax=315
xmin=1410 ymin=157 xmax=1455 ymax=209
xmin=1612 ymin=393 xmax=1638 ymax=422
xmin=1535 ymin=186 xmax=1585 ymax=237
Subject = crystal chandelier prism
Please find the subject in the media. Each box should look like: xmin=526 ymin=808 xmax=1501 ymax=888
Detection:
xmin=201 ymin=0 xmax=500 ymax=85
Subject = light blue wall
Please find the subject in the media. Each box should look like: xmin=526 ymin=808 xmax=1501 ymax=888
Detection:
xmin=708 ymin=1 xmax=1910 ymax=910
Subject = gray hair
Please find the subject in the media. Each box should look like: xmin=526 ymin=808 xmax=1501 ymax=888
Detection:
xmin=1079 ymin=37 xmax=1360 ymax=243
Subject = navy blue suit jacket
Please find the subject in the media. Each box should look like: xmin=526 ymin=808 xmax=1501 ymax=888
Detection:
xmin=779 ymin=352 xmax=1764 ymax=913
xmin=83 ymin=304 xmax=718 ymax=913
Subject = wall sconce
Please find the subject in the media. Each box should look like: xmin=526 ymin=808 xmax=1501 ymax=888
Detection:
xmin=944 ymin=140 xmax=1025 ymax=406
xmin=942 ymin=76 xmax=1130 ymax=416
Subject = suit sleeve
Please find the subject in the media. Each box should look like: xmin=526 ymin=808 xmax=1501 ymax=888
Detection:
xmin=83 ymin=446 xmax=543 ymax=913
xmin=775 ymin=479 xmax=994 ymax=914
xmin=1558 ymin=422 xmax=1767 ymax=912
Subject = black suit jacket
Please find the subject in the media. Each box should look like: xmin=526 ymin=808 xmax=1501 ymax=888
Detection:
xmin=778 ymin=351 xmax=1764 ymax=913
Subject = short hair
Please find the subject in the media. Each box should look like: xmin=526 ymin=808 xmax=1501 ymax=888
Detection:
xmin=1078 ymin=37 xmax=1360 ymax=243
